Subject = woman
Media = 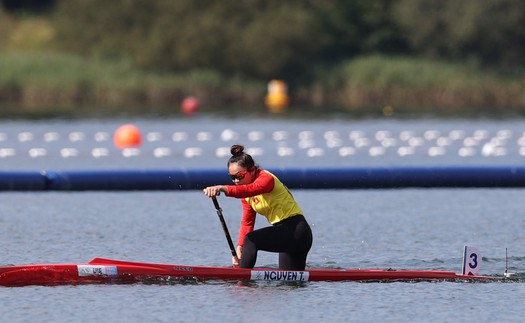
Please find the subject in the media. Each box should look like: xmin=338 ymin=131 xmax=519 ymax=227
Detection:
xmin=203 ymin=144 xmax=313 ymax=270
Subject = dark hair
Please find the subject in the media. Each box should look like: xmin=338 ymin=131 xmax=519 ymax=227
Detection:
xmin=228 ymin=144 xmax=257 ymax=170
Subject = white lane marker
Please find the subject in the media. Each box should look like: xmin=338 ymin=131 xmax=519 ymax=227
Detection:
xmin=146 ymin=132 xmax=163 ymax=142
xmin=518 ymin=136 xmax=525 ymax=146
xmin=0 ymin=148 xmax=15 ymax=157
xmin=399 ymin=130 xmax=414 ymax=141
xmin=428 ymin=147 xmax=446 ymax=157
xmin=29 ymin=148 xmax=47 ymax=158
xmin=459 ymin=147 xmax=476 ymax=157
xmin=307 ymin=148 xmax=324 ymax=157
xmin=92 ymin=148 xmax=110 ymax=158
xmin=277 ymin=147 xmax=294 ymax=157
xmin=496 ymin=129 xmax=512 ymax=140
xmin=375 ymin=130 xmax=391 ymax=141
xmin=272 ymin=131 xmax=288 ymax=141
xmin=298 ymin=131 xmax=314 ymax=140
xmin=94 ymin=132 xmax=110 ymax=142
xmin=184 ymin=147 xmax=202 ymax=158
xmin=221 ymin=129 xmax=238 ymax=141
xmin=482 ymin=144 xmax=507 ymax=157
xmin=349 ymin=130 xmax=365 ymax=140
xmin=408 ymin=137 xmax=424 ymax=147
xmin=324 ymin=131 xmax=339 ymax=140
xmin=473 ymin=130 xmax=489 ymax=140
xmin=248 ymin=131 xmax=264 ymax=141
xmin=398 ymin=146 xmax=415 ymax=156
xmin=299 ymin=140 xmax=314 ymax=149
xmin=44 ymin=132 xmax=60 ymax=142
xmin=354 ymin=138 xmax=370 ymax=148
xmin=339 ymin=147 xmax=356 ymax=156
xmin=436 ymin=137 xmax=452 ymax=146
xmin=369 ymin=146 xmax=386 ymax=156
xmin=172 ymin=132 xmax=188 ymax=142
xmin=197 ymin=132 xmax=212 ymax=141
xmin=215 ymin=147 xmax=230 ymax=157
xmin=153 ymin=147 xmax=171 ymax=158
xmin=381 ymin=138 xmax=397 ymax=148
xmin=18 ymin=132 xmax=34 ymax=142
xmin=424 ymin=130 xmax=440 ymax=141
xmin=463 ymin=137 xmax=480 ymax=147
xmin=69 ymin=132 xmax=85 ymax=142
xmin=326 ymin=138 xmax=342 ymax=148
xmin=449 ymin=130 xmax=465 ymax=140
xmin=122 ymin=148 xmax=140 ymax=157
xmin=246 ymin=147 xmax=263 ymax=157
xmin=60 ymin=148 xmax=79 ymax=158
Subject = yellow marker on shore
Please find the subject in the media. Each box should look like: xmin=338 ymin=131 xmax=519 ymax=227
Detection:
xmin=265 ymin=80 xmax=289 ymax=112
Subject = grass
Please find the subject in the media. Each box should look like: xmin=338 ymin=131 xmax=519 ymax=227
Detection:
xmin=1 ymin=51 xmax=525 ymax=118
xmin=321 ymin=55 xmax=525 ymax=114
xmin=0 ymin=51 xmax=264 ymax=111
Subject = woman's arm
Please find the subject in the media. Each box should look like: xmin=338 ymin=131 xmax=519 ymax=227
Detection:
xmin=236 ymin=200 xmax=256 ymax=246
xmin=226 ymin=171 xmax=275 ymax=198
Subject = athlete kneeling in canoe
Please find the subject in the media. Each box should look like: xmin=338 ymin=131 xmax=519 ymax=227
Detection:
xmin=203 ymin=144 xmax=313 ymax=270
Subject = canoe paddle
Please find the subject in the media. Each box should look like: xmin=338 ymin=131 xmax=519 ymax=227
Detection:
xmin=211 ymin=197 xmax=240 ymax=263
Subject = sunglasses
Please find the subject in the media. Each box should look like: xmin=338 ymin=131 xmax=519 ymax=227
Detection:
xmin=229 ymin=170 xmax=248 ymax=181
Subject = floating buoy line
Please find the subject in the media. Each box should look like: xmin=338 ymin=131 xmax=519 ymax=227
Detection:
xmin=0 ymin=128 xmax=523 ymax=160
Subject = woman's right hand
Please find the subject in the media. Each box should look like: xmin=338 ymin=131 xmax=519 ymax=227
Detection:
xmin=232 ymin=245 xmax=242 ymax=267
xmin=203 ymin=185 xmax=225 ymax=197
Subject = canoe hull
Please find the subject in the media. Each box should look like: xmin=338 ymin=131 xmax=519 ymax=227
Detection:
xmin=0 ymin=257 xmax=497 ymax=287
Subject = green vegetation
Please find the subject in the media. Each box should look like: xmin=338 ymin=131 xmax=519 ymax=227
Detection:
xmin=0 ymin=51 xmax=265 ymax=117
xmin=1 ymin=0 xmax=525 ymax=118
xmin=327 ymin=56 xmax=525 ymax=113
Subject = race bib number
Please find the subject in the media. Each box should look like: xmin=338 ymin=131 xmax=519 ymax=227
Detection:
xmin=251 ymin=270 xmax=309 ymax=281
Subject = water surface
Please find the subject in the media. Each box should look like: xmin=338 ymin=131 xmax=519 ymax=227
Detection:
xmin=1 ymin=117 xmax=525 ymax=322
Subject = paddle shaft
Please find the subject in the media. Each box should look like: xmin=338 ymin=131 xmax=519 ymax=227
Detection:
xmin=212 ymin=197 xmax=239 ymax=261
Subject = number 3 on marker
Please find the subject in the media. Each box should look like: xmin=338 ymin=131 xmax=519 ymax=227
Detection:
xmin=468 ymin=252 xmax=478 ymax=269
xmin=462 ymin=246 xmax=482 ymax=276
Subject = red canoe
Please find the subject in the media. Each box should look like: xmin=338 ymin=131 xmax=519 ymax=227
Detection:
xmin=0 ymin=257 xmax=499 ymax=287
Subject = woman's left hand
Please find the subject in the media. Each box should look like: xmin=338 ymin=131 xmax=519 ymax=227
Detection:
xmin=203 ymin=185 xmax=225 ymax=197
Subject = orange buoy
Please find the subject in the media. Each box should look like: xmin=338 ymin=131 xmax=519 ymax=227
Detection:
xmin=181 ymin=96 xmax=199 ymax=116
xmin=114 ymin=124 xmax=142 ymax=149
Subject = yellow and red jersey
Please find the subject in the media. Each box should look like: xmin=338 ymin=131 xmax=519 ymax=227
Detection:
xmin=225 ymin=169 xmax=303 ymax=246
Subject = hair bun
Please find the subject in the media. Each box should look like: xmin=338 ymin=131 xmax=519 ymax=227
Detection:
xmin=230 ymin=144 xmax=245 ymax=156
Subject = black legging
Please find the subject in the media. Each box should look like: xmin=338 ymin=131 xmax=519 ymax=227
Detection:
xmin=240 ymin=215 xmax=313 ymax=270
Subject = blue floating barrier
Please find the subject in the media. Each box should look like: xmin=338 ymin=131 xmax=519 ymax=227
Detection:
xmin=2 ymin=166 xmax=525 ymax=191
xmin=44 ymin=169 xmax=231 ymax=191
xmin=272 ymin=166 xmax=525 ymax=188
xmin=0 ymin=171 xmax=48 ymax=190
